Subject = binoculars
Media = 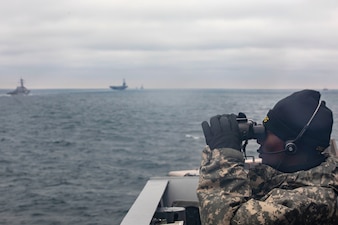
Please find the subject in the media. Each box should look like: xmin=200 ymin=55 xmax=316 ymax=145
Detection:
xmin=237 ymin=117 xmax=265 ymax=141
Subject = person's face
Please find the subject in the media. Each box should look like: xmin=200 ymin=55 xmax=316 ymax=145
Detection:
xmin=257 ymin=131 xmax=286 ymax=169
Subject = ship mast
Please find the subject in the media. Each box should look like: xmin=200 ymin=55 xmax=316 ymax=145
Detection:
xmin=20 ymin=78 xmax=24 ymax=88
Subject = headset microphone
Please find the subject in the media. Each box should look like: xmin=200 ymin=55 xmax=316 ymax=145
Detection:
xmin=284 ymin=100 xmax=322 ymax=155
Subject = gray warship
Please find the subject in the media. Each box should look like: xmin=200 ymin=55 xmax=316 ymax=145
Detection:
xmin=7 ymin=78 xmax=30 ymax=95
xmin=110 ymin=79 xmax=128 ymax=90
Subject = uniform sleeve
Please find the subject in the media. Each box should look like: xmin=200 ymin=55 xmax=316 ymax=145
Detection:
xmin=196 ymin=146 xmax=298 ymax=225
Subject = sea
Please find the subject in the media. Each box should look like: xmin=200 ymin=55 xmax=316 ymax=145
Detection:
xmin=0 ymin=89 xmax=337 ymax=225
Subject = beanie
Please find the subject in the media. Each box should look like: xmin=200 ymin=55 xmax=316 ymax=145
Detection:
xmin=263 ymin=89 xmax=333 ymax=151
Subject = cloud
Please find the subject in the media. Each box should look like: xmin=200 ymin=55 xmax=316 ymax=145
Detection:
xmin=1 ymin=0 xmax=338 ymax=89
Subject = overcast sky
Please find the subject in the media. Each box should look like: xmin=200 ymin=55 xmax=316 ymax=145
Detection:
xmin=1 ymin=0 xmax=337 ymax=89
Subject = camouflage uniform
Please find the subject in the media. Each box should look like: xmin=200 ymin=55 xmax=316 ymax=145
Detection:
xmin=197 ymin=147 xmax=338 ymax=225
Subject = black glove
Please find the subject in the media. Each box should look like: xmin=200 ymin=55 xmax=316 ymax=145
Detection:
xmin=201 ymin=114 xmax=241 ymax=150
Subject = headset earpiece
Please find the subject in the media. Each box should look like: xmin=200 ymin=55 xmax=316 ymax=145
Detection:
xmin=282 ymin=100 xmax=322 ymax=156
xmin=284 ymin=140 xmax=297 ymax=155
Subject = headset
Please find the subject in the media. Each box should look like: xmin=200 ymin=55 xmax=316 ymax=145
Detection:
xmin=284 ymin=100 xmax=322 ymax=155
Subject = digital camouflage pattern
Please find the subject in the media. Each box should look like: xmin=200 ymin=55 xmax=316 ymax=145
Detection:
xmin=197 ymin=147 xmax=338 ymax=225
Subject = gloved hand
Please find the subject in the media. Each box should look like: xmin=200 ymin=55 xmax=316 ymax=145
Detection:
xmin=201 ymin=114 xmax=241 ymax=150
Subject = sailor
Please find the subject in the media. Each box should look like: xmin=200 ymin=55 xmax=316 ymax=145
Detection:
xmin=197 ymin=89 xmax=338 ymax=225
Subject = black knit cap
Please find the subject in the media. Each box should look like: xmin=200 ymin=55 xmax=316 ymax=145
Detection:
xmin=263 ymin=89 xmax=333 ymax=151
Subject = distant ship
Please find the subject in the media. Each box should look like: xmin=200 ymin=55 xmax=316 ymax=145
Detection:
xmin=110 ymin=79 xmax=128 ymax=90
xmin=7 ymin=78 xmax=30 ymax=95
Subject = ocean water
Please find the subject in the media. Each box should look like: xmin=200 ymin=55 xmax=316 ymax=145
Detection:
xmin=0 ymin=89 xmax=337 ymax=225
